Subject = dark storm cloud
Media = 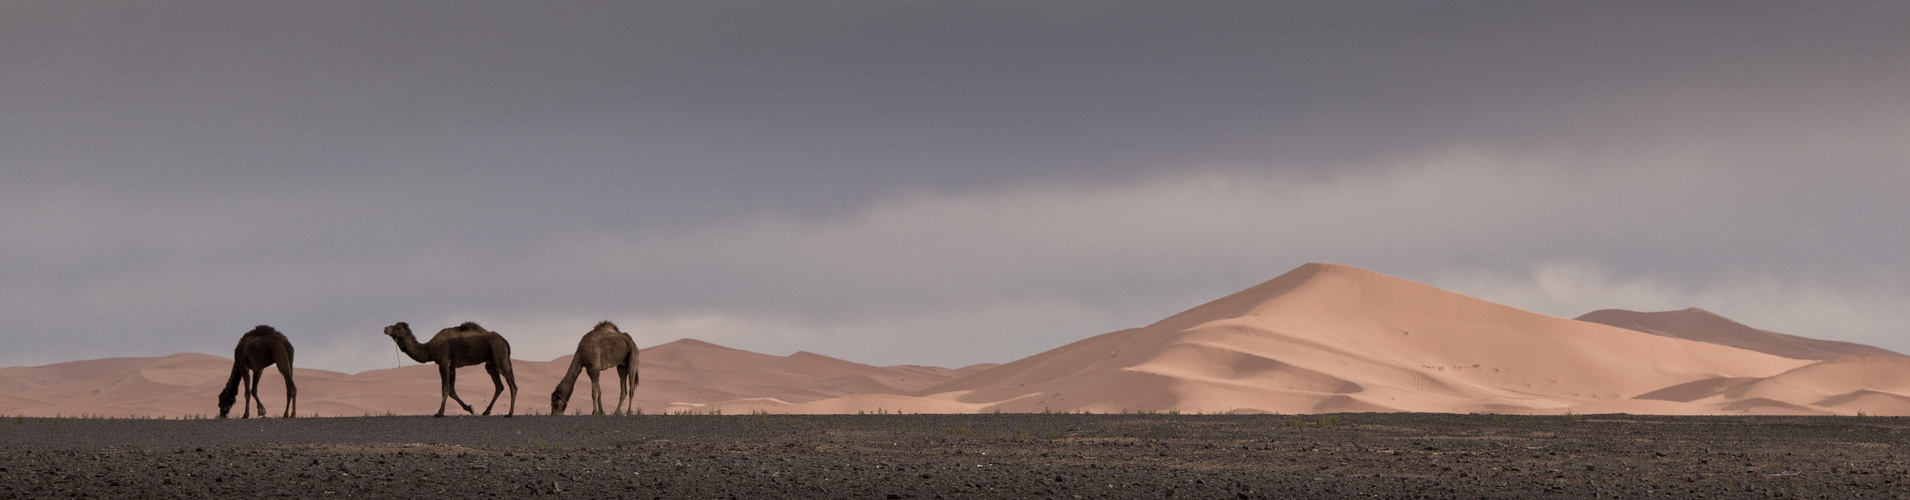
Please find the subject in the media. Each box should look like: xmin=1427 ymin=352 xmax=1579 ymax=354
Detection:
xmin=2 ymin=1 xmax=1907 ymax=371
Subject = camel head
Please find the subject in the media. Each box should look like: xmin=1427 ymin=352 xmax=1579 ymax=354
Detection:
xmin=217 ymin=384 xmax=239 ymax=418
xmin=383 ymin=322 xmax=411 ymax=340
xmin=551 ymin=382 xmax=573 ymax=415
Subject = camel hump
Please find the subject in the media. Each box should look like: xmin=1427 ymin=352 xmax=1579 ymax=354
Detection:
xmin=456 ymin=321 xmax=484 ymax=331
xmin=245 ymin=325 xmax=279 ymax=337
xmin=594 ymin=321 xmax=620 ymax=333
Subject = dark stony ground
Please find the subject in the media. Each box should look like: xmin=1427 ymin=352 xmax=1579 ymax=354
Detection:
xmin=2 ymin=412 xmax=1908 ymax=499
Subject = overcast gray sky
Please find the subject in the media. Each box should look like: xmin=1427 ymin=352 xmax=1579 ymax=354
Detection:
xmin=5 ymin=1 xmax=1907 ymax=373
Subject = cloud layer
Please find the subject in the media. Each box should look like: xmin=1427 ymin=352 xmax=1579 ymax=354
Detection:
xmin=2 ymin=2 xmax=1907 ymax=372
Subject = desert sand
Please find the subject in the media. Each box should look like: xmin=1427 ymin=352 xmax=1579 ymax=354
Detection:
xmin=4 ymin=263 xmax=1907 ymax=417
xmin=0 ymin=339 xmax=995 ymax=418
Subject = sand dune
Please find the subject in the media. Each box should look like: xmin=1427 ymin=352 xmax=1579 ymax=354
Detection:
xmin=1577 ymin=308 xmax=1906 ymax=360
xmin=0 ymin=338 xmax=986 ymax=418
xmin=902 ymin=263 xmax=1826 ymax=415
xmin=6 ymin=263 xmax=1908 ymax=416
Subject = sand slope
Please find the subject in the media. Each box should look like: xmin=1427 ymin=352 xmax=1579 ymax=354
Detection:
xmin=7 ymin=263 xmax=1907 ymax=416
xmin=0 ymin=338 xmax=988 ymax=418
xmin=1577 ymin=308 xmax=1906 ymax=360
xmin=899 ymin=263 xmax=1826 ymax=415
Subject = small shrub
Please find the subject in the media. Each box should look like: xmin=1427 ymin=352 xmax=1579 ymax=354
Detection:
xmin=1283 ymin=417 xmax=1305 ymax=427
xmin=1318 ymin=416 xmax=1340 ymax=426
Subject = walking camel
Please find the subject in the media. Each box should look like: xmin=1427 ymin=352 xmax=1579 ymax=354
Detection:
xmin=551 ymin=321 xmax=640 ymax=415
xmin=218 ymin=325 xmax=297 ymax=418
xmin=383 ymin=321 xmax=518 ymax=417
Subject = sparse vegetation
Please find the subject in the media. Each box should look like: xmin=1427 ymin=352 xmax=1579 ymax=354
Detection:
xmin=1282 ymin=415 xmax=1342 ymax=427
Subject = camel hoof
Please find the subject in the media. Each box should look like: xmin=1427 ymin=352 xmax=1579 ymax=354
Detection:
xmin=433 ymin=413 xmax=445 ymax=418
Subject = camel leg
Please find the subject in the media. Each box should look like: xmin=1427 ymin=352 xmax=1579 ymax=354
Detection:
xmin=447 ymin=366 xmax=477 ymax=415
xmin=482 ymin=362 xmax=504 ymax=416
xmin=250 ymin=367 xmax=269 ymax=417
xmin=434 ymin=364 xmax=450 ymax=417
xmin=585 ymin=367 xmax=604 ymax=415
xmin=277 ymin=361 xmax=297 ymax=418
xmin=614 ymin=365 xmax=632 ymax=415
xmin=240 ymin=370 xmax=257 ymax=419
xmin=501 ymin=360 xmax=517 ymax=417
xmin=439 ymin=364 xmax=475 ymax=417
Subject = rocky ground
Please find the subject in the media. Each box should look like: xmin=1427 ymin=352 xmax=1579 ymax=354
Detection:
xmin=2 ymin=412 xmax=1907 ymax=499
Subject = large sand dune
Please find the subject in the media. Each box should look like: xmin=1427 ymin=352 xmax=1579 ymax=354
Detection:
xmin=4 ymin=263 xmax=1906 ymax=416
xmin=899 ymin=263 xmax=1828 ymax=414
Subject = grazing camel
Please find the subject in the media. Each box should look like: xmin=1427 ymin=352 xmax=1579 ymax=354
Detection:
xmin=218 ymin=325 xmax=297 ymax=418
xmin=551 ymin=321 xmax=640 ymax=415
xmin=383 ymin=321 xmax=518 ymax=417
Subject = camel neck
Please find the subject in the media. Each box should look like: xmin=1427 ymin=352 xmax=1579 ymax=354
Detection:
xmin=392 ymin=332 xmax=432 ymax=363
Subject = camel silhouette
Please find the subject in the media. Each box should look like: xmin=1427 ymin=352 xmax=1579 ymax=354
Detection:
xmin=217 ymin=325 xmax=296 ymax=418
xmin=551 ymin=321 xmax=640 ymax=415
xmin=384 ymin=321 xmax=518 ymax=417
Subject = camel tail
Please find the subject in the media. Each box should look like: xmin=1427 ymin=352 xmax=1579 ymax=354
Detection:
xmin=279 ymin=340 xmax=297 ymax=418
xmin=627 ymin=339 xmax=641 ymax=386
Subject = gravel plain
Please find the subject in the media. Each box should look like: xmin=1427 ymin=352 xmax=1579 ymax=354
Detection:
xmin=3 ymin=412 xmax=1908 ymax=499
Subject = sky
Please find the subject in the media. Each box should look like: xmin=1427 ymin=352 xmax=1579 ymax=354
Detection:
xmin=4 ymin=1 xmax=1908 ymax=374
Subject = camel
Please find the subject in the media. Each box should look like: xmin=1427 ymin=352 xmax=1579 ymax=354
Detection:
xmin=551 ymin=321 xmax=640 ymax=415
xmin=383 ymin=321 xmax=518 ymax=417
xmin=217 ymin=325 xmax=297 ymax=418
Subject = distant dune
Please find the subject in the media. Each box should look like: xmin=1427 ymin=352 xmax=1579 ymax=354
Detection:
xmin=1576 ymin=307 xmax=1905 ymax=360
xmin=5 ymin=263 xmax=1907 ymax=417
xmin=0 ymin=340 xmax=994 ymax=418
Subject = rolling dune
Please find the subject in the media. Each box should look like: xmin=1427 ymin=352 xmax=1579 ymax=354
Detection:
xmin=4 ymin=263 xmax=1906 ymax=416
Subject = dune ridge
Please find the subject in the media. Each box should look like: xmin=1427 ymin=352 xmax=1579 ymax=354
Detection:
xmin=4 ymin=263 xmax=1906 ymax=416
xmin=1577 ymin=307 xmax=1906 ymax=360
